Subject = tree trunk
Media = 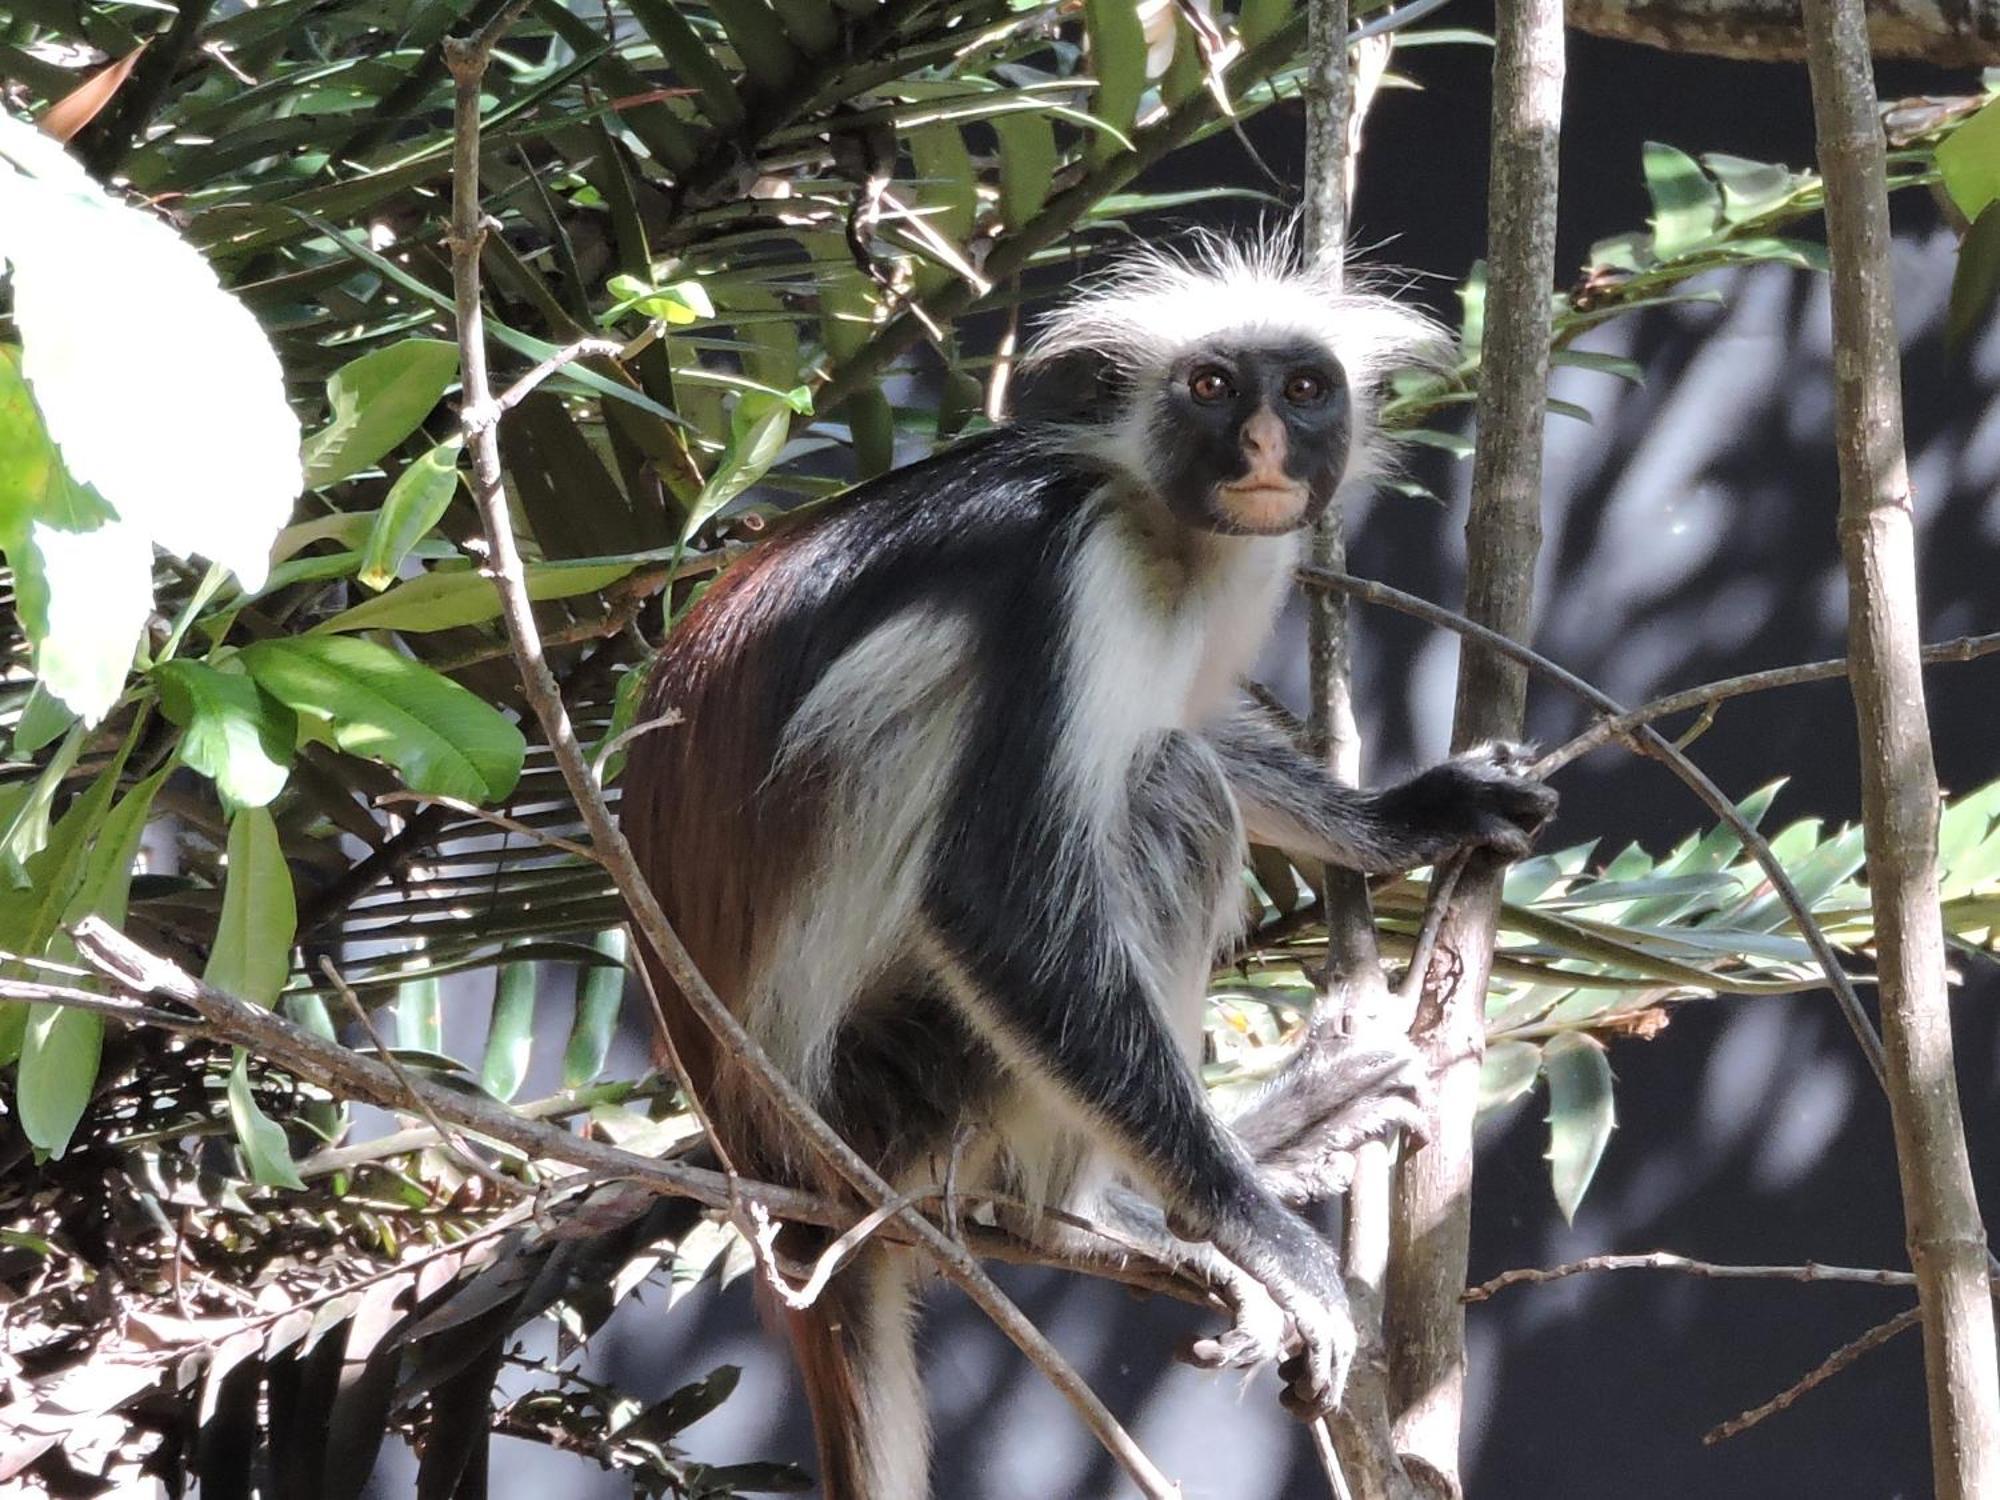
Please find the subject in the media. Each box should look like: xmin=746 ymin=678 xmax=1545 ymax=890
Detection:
xmin=1801 ymin=0 xmax=2000 ymax=1494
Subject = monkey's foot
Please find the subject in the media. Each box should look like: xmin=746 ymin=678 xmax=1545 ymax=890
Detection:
xmin=1180 ymin=1259 xmax=1288 ymax=1371
xmin=1232 ymin=1032 xmax=1432 ymax=1206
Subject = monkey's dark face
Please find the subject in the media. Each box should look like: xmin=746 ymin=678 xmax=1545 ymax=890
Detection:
xmin=1145 ymin=339 xmax=1352 ymax=536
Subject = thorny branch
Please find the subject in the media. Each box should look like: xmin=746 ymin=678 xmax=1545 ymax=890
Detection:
xmin=438 ymin=20 xmax=1180 ymax=1497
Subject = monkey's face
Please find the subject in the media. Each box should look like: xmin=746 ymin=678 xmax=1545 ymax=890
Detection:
xmin=1145 ymin=340 xmax=1353 ymax=536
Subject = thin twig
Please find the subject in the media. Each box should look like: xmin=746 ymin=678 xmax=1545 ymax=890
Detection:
xmin=486 ymin=337 xmax=626 ymax=421
xmin=1703 ymin=1306 xmax=1922 ymax=1445
xmin=438 ymin=23 xmax=1179 ymax=1496
xmin=1536 ymin=630 xmax=2000 ymax=776
xmin=318 ymin=956 xmax=528 ymax=1198
xmin=1299 ymin=564 xmax=1889 ymax=1091
xmin=1464 ymin=1251 xmax=1923 ymax=1303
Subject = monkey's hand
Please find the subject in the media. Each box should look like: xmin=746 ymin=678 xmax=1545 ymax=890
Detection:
xmin=1230 ymin=1031 xmax=1431 ymax=1205
xmin=1374 ymin=741 xmax=1558 ymax=864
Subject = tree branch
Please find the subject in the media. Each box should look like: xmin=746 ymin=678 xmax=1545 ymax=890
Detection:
xmin=1567 ymin=0 xmax=2000 ymax=66
xmin=1382 ymin=0 xmax=1563 ymax=1488
xmin=438 ymin=23 xmax=1179 ymax=1497
xmin=1802 ymin=0 xmax=2000 ymax=1489
xmin=1465 ymin=1250 xmax=1926 ymax=1302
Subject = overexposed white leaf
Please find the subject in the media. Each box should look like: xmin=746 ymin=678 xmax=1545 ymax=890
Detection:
xmin=15 ymin=510 xmax=153 ymax=724
xmin=0 ymin=116 xmax=299 ymax=590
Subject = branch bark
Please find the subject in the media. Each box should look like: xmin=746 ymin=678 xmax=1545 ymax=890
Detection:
xmin=1801 ymin=1 xmax=2000 ymax=1492
xmin=1381 ymin=1 xmax=1563 ymax=1489
xmin=438 ymin=25 xmax=1178 ymax=1497
xmin=1300 ymin=8 xmax=1416 ymax=1498
xmin=1567 ymin=0 xmax=2000 ymax=65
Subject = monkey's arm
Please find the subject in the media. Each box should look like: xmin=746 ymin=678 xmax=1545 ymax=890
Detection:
xmin=1208 ymin=707 xmax=1557 ymax=873
xmin=919 ymin=878 xmax=1357 ymax=1417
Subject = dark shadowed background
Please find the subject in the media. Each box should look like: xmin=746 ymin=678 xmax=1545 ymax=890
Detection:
xmin=365 ymin=16 xmax=2000 ymax=1497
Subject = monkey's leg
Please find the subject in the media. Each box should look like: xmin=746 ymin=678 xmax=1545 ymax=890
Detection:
xmin=1210 ymin=708 xmax=1558 ymax=871
xmin=1228 ymin=1032 xmax=1432 ymax=1207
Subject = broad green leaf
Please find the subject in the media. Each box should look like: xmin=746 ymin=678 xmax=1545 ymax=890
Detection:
xmin=993 ymin=111 xmax=1057 ymax=229
xmin=1641 ymin=141 xmax=1720 ymax=259
xmin=1551 ymin=348 xmax=1645 ymax=386
xmin=154 ymin=659 xmax=297 ymax=808
xmin=1083 ymin=0 xmax=1146 ymax=167
xmin=0 ymin=349 xmax=152 ymax=725
xmin=1544 ymin=1031 xmax=1615 ymax=1223
xmin=1701 ymin=152 xmax=1800 ymax=224
xmin=314 ymin=558 xmax=638 ymax=634
xmin=12 ymin=685 xmax=76 ymax=758
xmin=481 ymin=946 xmax=539 ymax=1102
xmin=18 ymin=767 xmax=164 ymax=1156
xmin=0 ymin=118 xmax=298 ymax=591
xmin=616 ymin=1365 xmax=742 ymax=1441
xmin=681 ymin=394 xmax=794 ymax=542
xmin=299 ymin=338 xmax=459 ymax=490
xmin=0 ymin=726 xmax=137 ymax=958
xmin=356 ymin=438 xmax=463 ymax=591
xmin=708 ymin=0 xmax=799 ymax=90
xmin=1938 ymin=95 xmax=2000 ymax=220
xmin=227 ymin=1050 xmax=306 ymax=1190
xmin=238 ymin=635 xmax=525 ymax=804
xmin=1950 ymin=203 xmax=2000 ymax=356
xmin=1478 ymin=1039 xmax=1543 ymax=1116
xmin=203 ymin=807 xmax=296 ymax=1007
xmin=562 ymin=928 xmax=628 ymax=1087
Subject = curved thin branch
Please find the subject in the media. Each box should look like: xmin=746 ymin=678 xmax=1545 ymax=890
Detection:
xmin=1297 ymin=564 xmax=1888 ymax=1089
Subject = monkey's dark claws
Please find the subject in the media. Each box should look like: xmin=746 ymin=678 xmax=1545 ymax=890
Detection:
xmin=1380 ymin=743 xmax=1559 ymax=868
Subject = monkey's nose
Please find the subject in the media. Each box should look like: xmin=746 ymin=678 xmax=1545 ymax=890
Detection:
xmin=1240 ymin=408 xmax=1288 ymax=468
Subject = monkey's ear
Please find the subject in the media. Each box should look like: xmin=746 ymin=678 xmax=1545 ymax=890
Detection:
xmin=1012 ymin=348 xmax=1129 ymax=425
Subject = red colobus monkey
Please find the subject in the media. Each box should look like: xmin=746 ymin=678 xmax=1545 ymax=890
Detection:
xmin=622 ymin=242 xmax=1556 ymax=1498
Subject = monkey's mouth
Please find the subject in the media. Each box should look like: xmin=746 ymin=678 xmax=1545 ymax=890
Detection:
xmin=1215 ymin=480 xmax=1311 ymax=533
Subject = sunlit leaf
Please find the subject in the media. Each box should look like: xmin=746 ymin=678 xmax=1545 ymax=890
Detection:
xmin=1938 ymin=94 xmax=2000 ymax=220
xmin=299 ymin=338 xmax=459 ymax=490
xmin=0 ymin=117 xmax=298 ymax=590
xmin=481 ymin=945 xmax=539 ymax=1103
xmin=356 ymin=437 xmax=463 ymax=591
xmin=1641 ymin=141 xmax=1720 ymax=258
xmin=154 ymin=659 xmax=297 ymax=809
xmin=1478 ymin=1039 xmax=1543 ymax=1117
xmin=562 ymin=928 xmax=628 ymax=1088
xmin=238 ymin=636 xmax=525 ymax=804
xmin=314 ymin=558 xmax=638 ymax=634
xmin=204 ymin=807 xmax=296 ymax=1008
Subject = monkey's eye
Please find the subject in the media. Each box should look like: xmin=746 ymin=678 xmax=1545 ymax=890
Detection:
xmin=1188 ymin=367 xmax=1234 ymax=404
xmin=1284 ymin=371 xmax=1328 ymax=405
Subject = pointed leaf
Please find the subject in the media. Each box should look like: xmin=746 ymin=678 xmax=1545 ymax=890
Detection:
xmin=481 ymin=947 xmax=538 ymax=1102
xmin=1544 ymin=1031 xmax=1615 ymax=1222
xmin=203 ymin=807 xmax=296 ymax=1008
xmin=228 ymin=1050 xmax=306 ymax=1190
xmin=314 ymin=558 xmax=636 ymax=634
xmin=562 ymin=928 xmax=628 ymax=1087
xmin=238 ymin=636 xmax=525 ymax=804
xmin=356 ymin=438 xmax=463 ymax=591
xmin=1641 ymin=141 xmax=1720 ymax=258
xmin=1938 ymin=94 xmax=2000 ymax=220
xmin=154 ymin=659 xmax=297 ymax=808
xmin=299 ymin=339 xmax=459 ymax=490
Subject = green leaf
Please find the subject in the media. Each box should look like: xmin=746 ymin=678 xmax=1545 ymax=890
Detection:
xmin=18 ymin=767 xmax=164 ymax=1156
xmin=0 ymin=728 xmax=133 ymax=956
xmin=1550 ymin=348 xmax=1645 ymax=386
xmin=0 ymin=720 xmax=82 ymax=881
xmin=1701 ymin=152 xmax=1801 ymax=224
xmin=154 ymin=659 xmax=297 ymax=809
xmin=11 ymin=683 xmax=77 ymax=758
xmin=314 ymin=558 xmax=638 ymax=634
xmin=624 ymin=0 xmax=745 ymax=129
xmin=299 ymin=338 xmax=459 ymax=490
xmin=1950 ymin=203 xmax=2000 ymax=356
xmin=238 ymin=635 xmax=525 ymax=804
xmin=681 ymin=394 xmax=794 ymax=542
xmin=481 ymin=946 xmax=538 ymax=1102
xmin=1083 ymin=0 xmax=1146 ymax=167
xmin=1478 ymin=1039 xmax=1543 ymax=1116
xmin=617 ymin=1365 xmax=741 ymax=1441
xmin=1543 ymin=1031 xmax=1615 ymax=1223
xmin=0 ymin=119 xmax=299 ymax=591
xmin=1938 ymin=95 xmax=2000 ymax=221
xmin=203 ymin=807 xmax=296 ymax=1007
xmin=1641 ymin=141 xmax=1720 ymax=259
xmin=356 ymin=438 xmax=463 ymax=591
xmin=398 ymin=966 xmax=443 ymax=1054
xmin=993 ymin=111 xmax=1057 ymax=229
xmin=602 ymin=274 xmax=714 ymax=328
xmin=227 ymin=1050 xmax=306 ymax=1190
xmin=562 ymin=928 xmax=628 ymax=1088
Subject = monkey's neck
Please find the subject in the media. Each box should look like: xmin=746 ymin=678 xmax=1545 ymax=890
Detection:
xmin=1106 ymin=484 xmax=1302 ymax=603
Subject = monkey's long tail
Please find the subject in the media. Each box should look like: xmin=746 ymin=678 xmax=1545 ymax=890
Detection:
xmin=781 ymin=1247 xmax=929 ymax=1500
